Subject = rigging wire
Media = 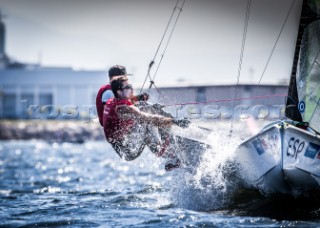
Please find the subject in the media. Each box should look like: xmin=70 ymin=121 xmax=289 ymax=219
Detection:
xmin=229 ymin=0 xmax=252 ymax=137
xmin=236 ymin=0 xmax=252 ymax=88
xmin=138 ymin=0 xmax=293 ymax=127
xmin=254 ymin=0 xmax=296 ymax=92
xmin=149 ymin=0 xmax=185 ymax=91
xmin=164 ymin=93 xmax=287 ymax=107
xmin=140 ymin=0 xmax=185 ymax=95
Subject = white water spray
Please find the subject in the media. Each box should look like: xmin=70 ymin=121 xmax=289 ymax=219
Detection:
xmin=172 ymin=123 xmax=246 ymax=211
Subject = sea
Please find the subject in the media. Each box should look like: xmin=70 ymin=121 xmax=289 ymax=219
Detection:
xmin=1 ymin=126 xmax=320 ymax=227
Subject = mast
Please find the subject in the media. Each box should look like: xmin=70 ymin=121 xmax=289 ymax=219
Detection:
xmin=285 ymin=0 xmax=320 ymax=121
xmin=0 ymin=10 xmax=5 ymax=56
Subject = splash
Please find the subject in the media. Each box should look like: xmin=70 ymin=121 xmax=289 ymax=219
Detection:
xmin=171 ymin=124 xmax=245 ymax=211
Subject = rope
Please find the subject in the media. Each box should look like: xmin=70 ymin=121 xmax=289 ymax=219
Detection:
xmin=152 ymin=81 xmax=171 ymax=104
xmin=230 ymin=0 xmax=252 ymax=136
xmin=254 ymin=0 xmax=296 ymax=92
xmin=140 ymin=0 xmax=185 ymax=94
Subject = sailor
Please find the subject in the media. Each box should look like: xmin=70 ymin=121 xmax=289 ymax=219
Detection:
xmin=96 ymin=65 xmax=148 ymax=127
xmin=103 ymin=76 xmax=190 ymax=170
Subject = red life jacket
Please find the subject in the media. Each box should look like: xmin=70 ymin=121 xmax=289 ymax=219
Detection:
xmin=103 ymin=98 xmax=135 ymax=142
xmin=96 ymin=84 xmax=111 ymax=126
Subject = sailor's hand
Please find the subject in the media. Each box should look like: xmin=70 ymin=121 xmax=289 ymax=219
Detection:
xmin=136 ymin=92 xmax=149 ymax=101
xmin=173 ymin=118 xmax=190 ymax=128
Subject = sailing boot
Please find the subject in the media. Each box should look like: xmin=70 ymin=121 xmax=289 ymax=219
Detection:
xmin=164 ymin=156 xmax=181 ymax=171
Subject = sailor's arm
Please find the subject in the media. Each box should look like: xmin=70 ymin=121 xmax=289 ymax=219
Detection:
xmin=117 ymin=105 xmax=173 ymax=126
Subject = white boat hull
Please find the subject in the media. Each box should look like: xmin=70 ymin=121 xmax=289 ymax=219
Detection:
xmin=236 ymin=121 xmax=320 ymax=193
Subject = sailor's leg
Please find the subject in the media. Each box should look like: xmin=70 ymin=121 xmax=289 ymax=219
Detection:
xmin=110 ymin=123 xmax=149 ymax=161
xmin=145 ymin=125 xmax=163 ymax=154
xmin=145 ymin=128 xmax=181 ymax=171
xmin=137 ymin=103 xmax=173 ymax=153
xmin=160 ymin=135 xmax=181 ymax=171
xmin=132 ymin=104 xmax=181 ymax=170
xmin=111 ymin=140 xmax=146 ymax=161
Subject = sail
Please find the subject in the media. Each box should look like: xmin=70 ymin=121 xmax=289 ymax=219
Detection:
xmin=286 ymin=0 xmax=320 ymax=133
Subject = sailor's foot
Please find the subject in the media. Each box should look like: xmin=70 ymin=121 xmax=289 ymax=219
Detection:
xmin=165 ymin=157 xmax=181 ymax=171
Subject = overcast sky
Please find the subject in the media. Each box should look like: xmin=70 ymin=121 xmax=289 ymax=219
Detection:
xmin=0 ymin=0 xmax=302 ymax=86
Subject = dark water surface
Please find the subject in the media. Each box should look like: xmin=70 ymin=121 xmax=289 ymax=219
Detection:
xmin=0 ymin=140 xmax=319 ymax=227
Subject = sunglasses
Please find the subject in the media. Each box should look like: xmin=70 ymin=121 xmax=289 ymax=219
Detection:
xmin=122 ymin=84 xmax=133 ymax=90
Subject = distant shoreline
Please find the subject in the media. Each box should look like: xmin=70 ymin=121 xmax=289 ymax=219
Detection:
xmin=0 ymin=120 xmax=105 ymax=143
xmin=0 ymin=118 xmax=272 ymax=143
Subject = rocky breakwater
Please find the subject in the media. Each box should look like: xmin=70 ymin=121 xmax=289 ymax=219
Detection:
xmin=0 ymin=120 xmax=105 ymax=143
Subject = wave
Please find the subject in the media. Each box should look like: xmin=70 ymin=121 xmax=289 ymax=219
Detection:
xmin=171 ymin=128 xmax=320 ymax=220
